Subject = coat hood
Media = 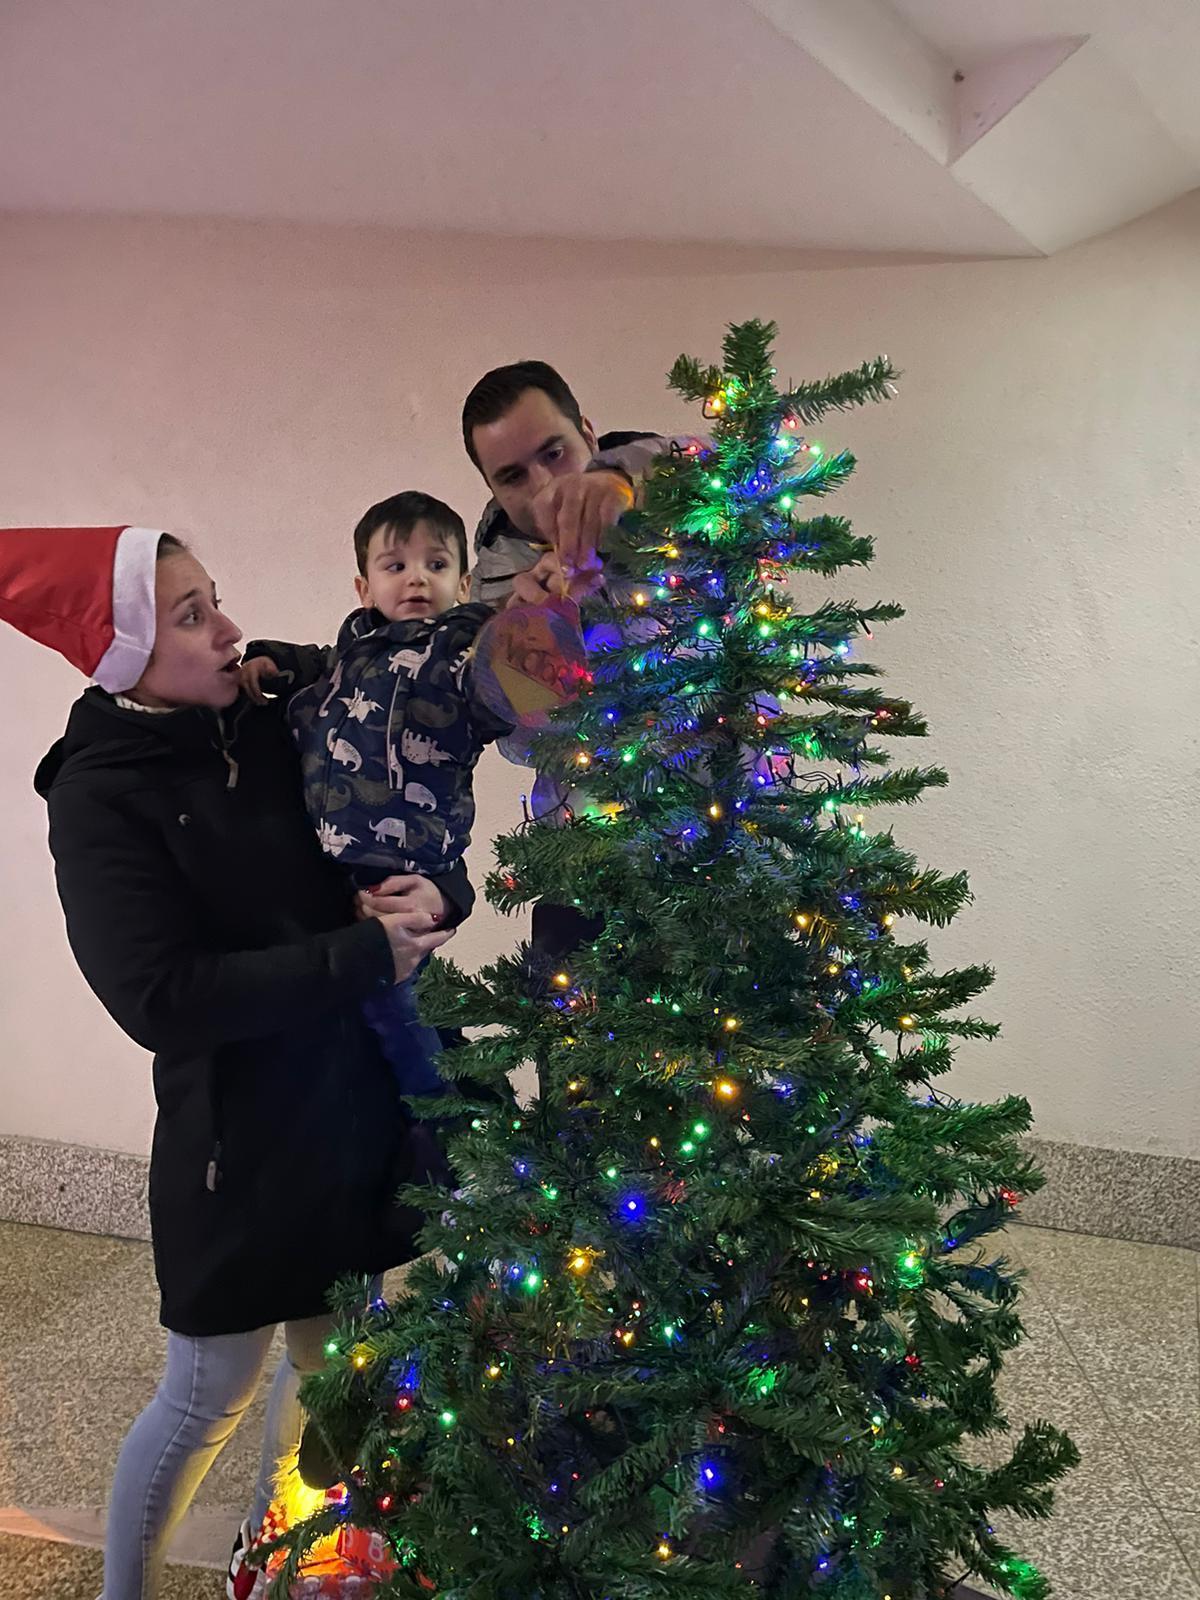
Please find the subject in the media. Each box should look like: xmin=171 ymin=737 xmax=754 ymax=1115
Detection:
xmin=34 ymin=686 xmax=245 ymax=799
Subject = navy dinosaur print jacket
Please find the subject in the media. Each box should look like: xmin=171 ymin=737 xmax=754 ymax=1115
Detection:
xmin=245 ymin=604 xmax=512 ymax=881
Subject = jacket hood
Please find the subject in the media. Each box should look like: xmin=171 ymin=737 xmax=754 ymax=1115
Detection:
xmin=34 ymin=686 xmax=243 ymax=800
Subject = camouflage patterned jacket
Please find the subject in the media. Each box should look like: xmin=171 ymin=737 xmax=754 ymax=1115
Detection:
xmin=245 ymin=604 xmax=512 ymax=880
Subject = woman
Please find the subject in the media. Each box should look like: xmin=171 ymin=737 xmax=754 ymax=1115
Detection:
xmin=1 ymin=524 xmax=462 ymax=1599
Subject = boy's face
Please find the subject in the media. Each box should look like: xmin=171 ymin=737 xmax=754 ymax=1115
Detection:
xmin=355 ymin=520 xmax=470 ymax=623
xmin=470 ymin=387 xmax=598 ymax=538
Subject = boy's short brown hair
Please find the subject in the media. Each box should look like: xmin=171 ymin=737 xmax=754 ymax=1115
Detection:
xmin=353 ymin=492 xmax=468 ymax=577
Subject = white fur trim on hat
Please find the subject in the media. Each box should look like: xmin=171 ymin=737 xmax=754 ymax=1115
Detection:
xmin=93 ymin=526 xmax=165 ymax=693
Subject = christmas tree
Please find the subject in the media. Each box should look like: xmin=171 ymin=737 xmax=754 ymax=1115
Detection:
xmin=269 ymin=319 xmax=1076 ymax=1600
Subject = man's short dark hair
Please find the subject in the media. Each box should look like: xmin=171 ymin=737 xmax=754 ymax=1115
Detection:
xmin=461 ymin=360 xmax=586 ymax=473
xmin=353 ymin=491 xmax=468 ymax=577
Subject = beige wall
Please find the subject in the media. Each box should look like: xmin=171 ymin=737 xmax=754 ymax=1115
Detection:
xmin=2 ymin=199 xmax=1197 ymax=1160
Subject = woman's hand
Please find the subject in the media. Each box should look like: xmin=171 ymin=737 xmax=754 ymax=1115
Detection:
xmin=378 ymin=915 xmax=454 ymax=984
xmin=357 ymin=873 xmax=453 ymax=931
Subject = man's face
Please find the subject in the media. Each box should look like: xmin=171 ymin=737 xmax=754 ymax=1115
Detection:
xmin=471 ymin=387 xmax=598 ymax=538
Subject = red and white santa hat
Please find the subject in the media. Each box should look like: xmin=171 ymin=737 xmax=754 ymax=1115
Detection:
xmin=0 ymin=525 xmax=166 ymax=693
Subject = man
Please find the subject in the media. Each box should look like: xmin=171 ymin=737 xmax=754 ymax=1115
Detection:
xmin=461 ymin=359 xmax=700 ymax=958
xmin=463 ymin=359 xmax=694 ymax=609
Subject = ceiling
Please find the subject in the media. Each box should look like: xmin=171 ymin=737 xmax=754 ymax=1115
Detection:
xmin=0 ymin=0 xmax=1196 ymax=257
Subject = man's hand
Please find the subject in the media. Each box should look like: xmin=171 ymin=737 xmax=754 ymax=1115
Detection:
xmin=530 ymin=469 xmax=634 ymax=577
xmin=240 ymin=656 xmax=282 ymax=704
xmin=507 ymin=551 xmax=603 ymax=609
xmin=357 ymin=873 xmax=454 ymax=932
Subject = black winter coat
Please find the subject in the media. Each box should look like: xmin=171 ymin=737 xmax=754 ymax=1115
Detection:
xmin=35 ymin=689 xmax=455 ymax=1336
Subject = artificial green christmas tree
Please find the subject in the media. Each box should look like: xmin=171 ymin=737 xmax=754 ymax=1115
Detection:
xmin=271 ymin=319 xmax=1076 ymax=1600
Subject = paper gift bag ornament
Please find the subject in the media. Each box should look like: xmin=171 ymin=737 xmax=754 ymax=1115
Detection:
xmin=471 ymin=594 xmax=589 ymax=729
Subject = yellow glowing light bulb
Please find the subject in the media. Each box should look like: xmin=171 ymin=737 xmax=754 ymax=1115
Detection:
xmin=710 ymin=395 xmax=724 ymax=413
xmin=575 ymin=752 xmax=591 ymax=767
xmin=276 ymin=1461 xmax=334 ymax=1527
xmin=554 ymin=972 xmax=570 ymax=988
xmin=649 ymin=1136 xmax=661 ymax=1149
xmin=570 ymin=1252 xmax=591 ymax=1275
xmin=899 ymin=1014 xmax=917 ymax=1030
xmin=827 ymin=962 xmax=841 ymax=976
xmin=621 ymin=1330 xmax=636 ymax=1346
xmin=724 ymin=1016 xmax=739 ymax=1031
xmin=882 ymin=913 xmax=896 ymax=928
xmin=567 ymin=1079 xmax=582 ymax=1092
xmin=666 ymin=544 xmax=679 ymax=558
xmin=708 ymin=803 xmax=722 ymax=819
xmin=795 ymin=912 xmax=811 ymax=929
xmin=487 ymin=1364 xmax=502 ymax=1379
xmin=715 ymin=1078 xmax=739 ymax=1100
xmin=892 ymin=1465 xmax=905 ymax=1479
xmin=633 ymin=591 xmax=648 ymax=607
xmin=657 ymin=1541 xmax=674 ymax=1560
xmin=756 ymin=603 xmax=770 ymax=617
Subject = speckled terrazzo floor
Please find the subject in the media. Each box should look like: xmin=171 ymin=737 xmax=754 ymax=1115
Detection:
xmin=0 ymin=1219 xmax=1196 ymax=1598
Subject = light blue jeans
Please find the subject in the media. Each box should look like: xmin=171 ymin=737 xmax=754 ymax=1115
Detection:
xmin=102 ymin=1281 xmax=379 ymax=1600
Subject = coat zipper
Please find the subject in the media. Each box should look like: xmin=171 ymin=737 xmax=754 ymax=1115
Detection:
xmin=203 ymin=703 xmax=246 ymax=1191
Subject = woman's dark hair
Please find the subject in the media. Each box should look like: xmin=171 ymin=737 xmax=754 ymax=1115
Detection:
xmin=461 ymin=360 xmax=585 ymax=473
xmin=156 ymin=533 xmax=187 ymax=560
xmin=353 ymin=492 xmax=467 ymax=577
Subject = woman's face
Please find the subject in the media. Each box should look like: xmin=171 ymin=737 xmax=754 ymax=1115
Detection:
xmin=130 ymin=551 xmax=244 ymax=710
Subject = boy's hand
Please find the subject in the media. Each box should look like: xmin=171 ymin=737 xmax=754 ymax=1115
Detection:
xmin=240 ymin=656 xmax=282 ymax=704
xmin=530 ymin=469 xmax=634 ymax=577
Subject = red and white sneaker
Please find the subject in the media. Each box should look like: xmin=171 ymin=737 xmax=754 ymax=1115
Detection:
xmin=226 ymin=1518 xmax=268 ymax=1600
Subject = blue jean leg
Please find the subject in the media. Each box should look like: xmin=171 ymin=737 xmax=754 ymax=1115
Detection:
xmin=246 ymin=1276 xmax=382 ymax=1532
xmin=101 ymin=1323 xmax=274 ymax=1599
xmin=102 ymin=1291 xmax=379 ymax=1600
xmin=361 ymin=969 xmax=446 ymax=1097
